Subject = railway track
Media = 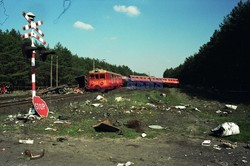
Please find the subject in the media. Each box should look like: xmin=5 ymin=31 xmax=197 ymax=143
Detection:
xmin=0 ymin=93 xmax=88 ymax=109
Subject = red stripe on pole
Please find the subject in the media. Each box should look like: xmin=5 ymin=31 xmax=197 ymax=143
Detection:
xmin=43 ymin=41 xmax=46 ymax=45
xmin=32 ymin=53 xmax=35 ymax=58
xmin=32 ymin=67 xmax=35 ymax=74
xmin=32 ymin=82 xmax=36 ymax=91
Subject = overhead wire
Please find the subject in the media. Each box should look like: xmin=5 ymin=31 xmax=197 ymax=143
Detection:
xmin=54 ymin=0 xmax=72 ymax=24
xmin=0 ymin=0 xmax=9 ymax=25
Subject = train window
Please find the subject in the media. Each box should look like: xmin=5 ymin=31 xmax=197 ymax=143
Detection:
xmin=95 ymin=74 xmax=99 ymax=79
xmin=90 ymin=74 xmax=94 ymax=79
xmin=100 ymin=74 xmax=105 ymax=79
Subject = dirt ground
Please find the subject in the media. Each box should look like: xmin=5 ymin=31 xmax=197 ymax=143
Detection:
xmin=0 ymin=89 xmax=249 ymax=166
xmin=0 ymin=134 xmax=249 ymax=166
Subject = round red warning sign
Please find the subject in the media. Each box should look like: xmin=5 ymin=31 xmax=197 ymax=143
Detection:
xmin=33 ymin=96 xmax=49 ymax=118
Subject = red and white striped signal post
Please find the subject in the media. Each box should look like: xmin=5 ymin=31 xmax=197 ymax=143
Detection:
xmin=22 ymin=12 xmax=49 ymax=117
xmin=22 ymin=11 xmax=46 ymax=97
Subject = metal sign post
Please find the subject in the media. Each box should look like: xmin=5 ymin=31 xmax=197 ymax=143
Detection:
xmin=21 ymin=11 xmax=49 ymax=117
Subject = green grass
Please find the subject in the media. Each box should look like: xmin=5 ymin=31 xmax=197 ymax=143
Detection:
xmin=1 ymin=88 xmax=249 ymax=142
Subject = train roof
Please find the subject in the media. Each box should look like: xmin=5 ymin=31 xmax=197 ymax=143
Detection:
xmin=89 ymin=69 xmax=122 ymax=76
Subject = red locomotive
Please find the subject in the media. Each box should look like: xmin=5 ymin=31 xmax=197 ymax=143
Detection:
xmin=85 ymin=69 xmax=123 ymax=90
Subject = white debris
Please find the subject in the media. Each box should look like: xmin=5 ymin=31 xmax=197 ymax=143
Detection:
xmin=91 ymin=103 xmax=103 ymax=107
xmin=85 ymin=100 xmax=91 ymax=104
xmin=146 ymin=103 xmax=156 ymax=108
xmin=19 ymin=139 xmax=34 ymax=145
xmin=194 ymin=107 xmax=201 ymax=112
xmin=148 ymin=125 xmax=164 ymax=130
xmin=115 ymin=97 xmax=130 ymax=102
xmin=216 ymin=110 xmax=222 ymax=114
xmin=242 ymin=160 xmax=248 ymax=164
xmin=201 ymin=140 xmax=211 ymax=146
xmin=221 ymin=142 xmax=237 ymax=149
xmin=225 ymin=104 xmax=237 ymax=110
xmin=175 ymin=106 xmax=186 ymax=110
xmin=95 ymin=95 xmax=106 ymax=102
xmin=54 ymin=120 xmax=71 ymax=124
xmin=213 ymin=145 xmax=222 ymax=150
xmin=117 ymin=161 xmax=134 ymax=166
xmin=166 ymin=107 xmax=171 ymax=111
xmin=141 ymin=133 xmax=147 ymax=138
xmin=131 ymin=106 xmax=136 ymax=110
xmin=211 ymin=122 xmax=240 ymax=137
xmin=45 ymin=127 xmax=57 ymax=131
xmin=125 ymin=111 xmax=131 ymax=114
xmin=161 ymin=93 xmax=166 ymax=97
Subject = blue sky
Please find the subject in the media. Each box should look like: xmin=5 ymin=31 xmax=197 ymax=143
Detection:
xmin=0 ymin=0 xmax=243 ymax=76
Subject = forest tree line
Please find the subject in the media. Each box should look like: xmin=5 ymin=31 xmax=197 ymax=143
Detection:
xmin=0 ymin=29 xmax=143 ymax=88
xmin=164 ymin=1 xmax=250 ymax=91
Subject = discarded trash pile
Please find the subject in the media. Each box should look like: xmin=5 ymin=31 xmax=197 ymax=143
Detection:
xmin=211 ymin=122 xmax=240 ymax=137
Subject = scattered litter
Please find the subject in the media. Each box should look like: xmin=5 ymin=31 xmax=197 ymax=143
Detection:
xmin=85 ymin=100 xmax=91 ymax=105
xmin=23 ymin=149 xmax=45 ymax=160
xmin=115 ymin=97 xmax=130 ymax=102
xmin=216 ymin=110 xmax=229 ymax=115
xmin=211 ymin=122 xmax=240 ymax=137
xmin=193 ymin=107 xmax=201 ymax=112
xmin=146 ymin=103 xmax=156 ymax=108
xmin=45 ymin=127 xmax=57 ymax=131
xmin=56 ymin=137 xmax=68 ymax=142
xmin=242 ymin=160 xmax=247 ymax=164
xmin=91 ymin=103 xmax=103 ymax=107
xmin=117 ymin=161 xmax=134 ymax=166
xmin=246 ymin=142 xmax=250 ymax=149
xmin=125 ymin=110 xmax=131 ymax=114
xmin=96 ymin=95 xmax=104 ymax=100
xmin=141 ymin=133 xmax=147 ymax=138
xmin=225 ymin=104 xmax=237 ymax=110
xmin=93 ymin=120 xmax=120 ymax=132
xmin=19 ymin=139 xmax=34 ymax=145
xmin=201 ymin=140 xmax=211 ymax=146
xmin=221 ymin=142 xmax=237 ymax=149
xmin=166 ymin=107 xmax=171 ymax=111
xmin=216 ymin=110 xmax=222 ymax=114
xmin=213 ymin=145 xmax=222 ymax=150
xmin=148 ymin=125 xmax=164 ymax=130
xmin=175 ymin=106 xmax=186 ymax=110
xmin=161 ymin=93 xmax=166 ymax=97
xmin=95 ymin=95 xmax=107 ymax=102
xmin=54 ymin=120 xmax=71 ymax=124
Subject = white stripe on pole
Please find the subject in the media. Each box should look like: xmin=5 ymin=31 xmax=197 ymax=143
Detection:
xmin=32 ymin=90 xmax=36 ymax=97
xmin=32 ymin=73 xmax=35 ymax=82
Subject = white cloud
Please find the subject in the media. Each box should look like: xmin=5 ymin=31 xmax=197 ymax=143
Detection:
xmin=73 ymin=21 xmax=94 ymax=30
xmin=113 ymin=5 xmax=140 ymax=17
